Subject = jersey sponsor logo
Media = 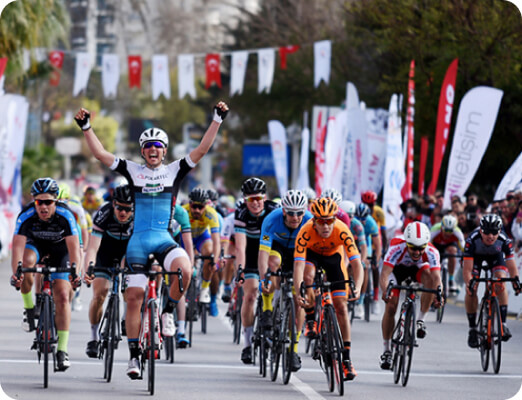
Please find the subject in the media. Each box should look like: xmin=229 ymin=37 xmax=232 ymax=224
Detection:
xmin=262 ymin=235 xmax=270 ymax=241
xmin=142 ymin=183 xmax=164 ymax=194
xmin=296 ymin=231 xmax=311 ymax=254
xmin=136 ymin=173 xmax=169 ymax=181
xmin=340 ymin=231 xmax=357 ymax=252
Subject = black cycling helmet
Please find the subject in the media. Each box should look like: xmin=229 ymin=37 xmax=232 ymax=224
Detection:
xmin=113 ymin=185 xmax=132 ymax=204
xmin=480 ymin=213 xmax=502 ymax=232
xmin=355 ymin=203 xmax=371 ymax=219
xmin=189 ymin=187 xmax=209 ymax=204
xmin=207 ymin=188 xmax=219 ymax=202
xmin=31 ymin=177 xmax=59 ymax=197
xmin=241 ymin=177 xmax=266 ymax=195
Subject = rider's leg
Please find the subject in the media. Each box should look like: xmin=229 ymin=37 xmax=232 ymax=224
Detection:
xmin=241 ymin=277 xmax=258 ymax=346
xmin=53 ymin=278 xmax=73 ymax=352
xmin=89 ymin=276 xmax=110 ymax=340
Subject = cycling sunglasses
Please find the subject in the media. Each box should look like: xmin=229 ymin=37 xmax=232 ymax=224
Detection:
xmin=190 ymin=202 xmax=205 ymax=210
xmin=245 ymin=195 xmax=265 ymax=203
xmin=35 ymin=199 xmax=56 ymax=206
xmin=314 ymin=217 xmax=335 ymax=226
xmin=286 ymin=210 xmax=305 ymax=217
xmin=481 ymin=229 xmax=500 ymax=235
xmin=406 ymin=243 xmax=427 ymax=252
xmin=143 ymin=141 xmax=165 ymax=149
xmin=115 ymin=204 xmax=133 ymax=212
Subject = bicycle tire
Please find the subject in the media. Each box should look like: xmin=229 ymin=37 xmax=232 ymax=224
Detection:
xmin=478 ymin=298 xmax=490 ymax=372
xmin=490 ymin=296 xmax=502 ymax=374
xmin=148 ymin=300 xmax=157 ymax=395
xmin=364 ymin=271 xmax=372 ymax=322
xmin=200 ymin=303 xmax=207 ymax=334
xmin=105 ymin=296 xmax=116 ymax=382
xmin=325 ymin=305 xmax=344 ymax=396
xmin=187 ymin=282 xmax=196 ymax=347
xmin=437 ymin=267 xmax=447 ymax=323
xmin=42 ymin=295 xmax=51 ymax=388
xmin=392 ymin=309 xmax=404 ymax=384
xmin=282 ymin=297 xmax=296 ymax=385
xmin=269 ymin=302 xmax=281 ymax=382
xmin=165 ymin=336 xmax=174 ymax=363
xmin=232 ymin=287 xmax=243 ymax=345
xmin=259 ymin=325 xmax=267 ymax=378
xmin=401 ymin=303 xmax=415 ymax=387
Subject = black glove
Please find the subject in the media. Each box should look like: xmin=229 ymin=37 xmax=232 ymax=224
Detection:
xmin=213 ymin=102 xmax=229 ymax=123
xmin=10 ymin=274 xmax=18 ymax=287
xmin=75 ymin=111 xmax=91 ymax=131
xmin=513 ymin=276 xmax=521 ymax=295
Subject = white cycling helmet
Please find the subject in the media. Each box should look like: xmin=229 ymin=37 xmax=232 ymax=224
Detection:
xmin=321 ymin=188 xmax=342 ymax=205
xmin=302 ymin=187 xmax=317 ymax=202
xmin=339 ymin=200 xmax=356 ymax=217
xmin=404 ymin=221 xmax=430 ymax=247
xmin=282 ymin=190 xmax=307 ymax=212
xmin=441 ymin=215 xmax=457 ymax=231
xmin=139 ymin=128 xmax=169 ymax=148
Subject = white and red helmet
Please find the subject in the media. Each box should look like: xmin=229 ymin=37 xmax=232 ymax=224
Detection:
xmin=404 ymin=221 xmax=430 ymax=247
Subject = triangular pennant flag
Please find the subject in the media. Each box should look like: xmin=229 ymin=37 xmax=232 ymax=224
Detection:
xmin=230 ymin=51 xmax=248 ymax=96
xmin=102 ymin=54 xmax=120 ymax=98
xmin=152 ymin=54 xmax=171 ymax=100
xmin=258 ymin=48 xmax=275 ymax=94
xmin=73 ymin=52 xmax=92 ymax=96
xmin=178 ymin=54 xmax=196 ymax=99
xmin=0 ymin=58 xmax=7 ymax=82
xmin=205 ymin=54 xmax=222 ymax=89
xmin=128 ymin=55 xmax=142 ymax=88
xmin=279 ymin=45 xmax=299 ymax=69
xmin=314 ymin=40 xmax=331 ymax=87
xmin=48 ymin=51 xmax=64 ymax=86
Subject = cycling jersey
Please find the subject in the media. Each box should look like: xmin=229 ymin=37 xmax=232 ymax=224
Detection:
xmin=182 ymin=204 xmax=221 ymax=238
xmin=336 ymin=208 xmax=351 ymax=227
xmin=463 ymin=228 xmax=514 ymax=270
xmin=372 ymin=204 xmax=386 ymax=230
xmin=82 ymin=195 xmax=103 ymax=215
xmin=170 ymin=204 xmax=191 ymax=238
xmin=259 ymin=208 xmax=313 ymax=252
xmin=91 ymin=203 xmax=133 ymax=269
xmin=349 ymin=218 xmax=367 ymax=250
xmin=221 ymin=213 xmax=235 ymax=242
xmin=110 ymin=156 xmax=194 ymax=265
xmin=430 ymin=222 xmax=465 ymax=251
xmin=356 ymin=214 xmax=380 ymax=258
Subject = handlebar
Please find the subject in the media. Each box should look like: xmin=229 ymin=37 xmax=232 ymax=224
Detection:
xmin=124 ymin=267 xmax=184 ymax=294
xmin=385 ymin=279 xmax=442 ymax=303
xmin=235 ymin=265 xmax=244 ymax=284
xmin=468 ymin=276 xmax=520 ymax=297
xmin=14 ymin=261 xmax=80 ymax=289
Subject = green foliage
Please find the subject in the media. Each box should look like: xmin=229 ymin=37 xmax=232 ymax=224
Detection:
xmin=21 ymin=144 xmax=62 ymax=197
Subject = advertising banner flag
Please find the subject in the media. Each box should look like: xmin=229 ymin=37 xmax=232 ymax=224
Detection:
xmin=401 ymin=60 xmax=415 ymax=201
xmin=258 ymin=48 xmax=275 ymax=94
xmin=324 ymin=112 xmax=348 ymax=192
xmin=365 ymin=108 xmax=388 ymax=195
xmin=418 ymin=136 xmax=429 ymax=196
xmin=428 ymin=58 xmax=458 ymax=195
xmin=494 ymin=151 xmax=522 ymax=201
xmin=314 ymin=110 xmax=327 ymax=195
xmin=279 ymin=45 xmax=299 ymax=70
xmin=128 ymin=55 xmax=142 ymax=88
xmin=152 ymin=54 xmax=171 ymax=100
xmin=314 ymin=40 xmax=331 ymax=87
xmin=48 ymin=51 xmax=64 ymax=86
xmin=205 ymin=53 xmax=222 ymax=89
xmin=296 ymin=126 xmax=311 ymax=190
xmin=443 ymin=86 xmax=503 ymax=208
xmin=101 ymin=54 xmax=120 ymax=98
xmin=230 ymin=51 xmax=248 ymax=96
xmin=178 ymin=54 xmax=196 ymax=99
xmin=268 ymin=120 xmax=288 ymax=196
xmin=73 ymin=52 xmax=92 ymax=96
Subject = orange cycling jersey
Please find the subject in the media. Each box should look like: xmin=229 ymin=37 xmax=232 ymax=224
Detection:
xmin=294 ymin=219 xmax=360 ymax=262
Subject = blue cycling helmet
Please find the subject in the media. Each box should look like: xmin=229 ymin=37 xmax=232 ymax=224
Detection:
xmin=355 ymin=203 xmax=371 ymax=219
xmin=31 ymin=178 xmax=59 ymax=197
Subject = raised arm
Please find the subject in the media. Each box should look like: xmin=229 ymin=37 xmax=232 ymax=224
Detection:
xmin=75 ymin=108 xmax=115 ymax=168
xmin=189 ymin=101 xmax=229 ymax=165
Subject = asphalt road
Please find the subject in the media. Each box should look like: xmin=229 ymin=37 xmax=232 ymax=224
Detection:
xmin=0 ymin=258 xmax=521 ymax=400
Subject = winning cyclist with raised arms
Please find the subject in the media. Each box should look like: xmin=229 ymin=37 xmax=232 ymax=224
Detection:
xmin=75 ymin=101 xmax=229 ymax=378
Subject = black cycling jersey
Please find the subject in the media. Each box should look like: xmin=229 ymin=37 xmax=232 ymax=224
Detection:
xmin=92 ymin=203 xmax=134 ymax=268
xmin=234 ymin=200 xmax=279 ymax=274
xmin=463 ymin=228 xmax=515 ymax=269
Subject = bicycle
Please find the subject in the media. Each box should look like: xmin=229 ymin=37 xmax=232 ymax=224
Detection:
xmin=14 ymin=260 xmax=78 ymax=388
xmin=228 ymin=265 xmax=244 ymax=345
xmin=194 ymin=254 xmax=215 ymax=334
xmin=469 ymin=270 xmax=519 ymax=374
xmin=158 ymin=271 xmax=176 ymax=362
xmin=124 ymin=257 xmax=184 ymax=395
xmin=86 ymin=260 xmax=123 ymax=382
xmin=251 ymin=275 xmax=271 ymax=378
xmin=301 ymin=269 xmax=356 ymax=396
xmin=386 ymin=278 xmax=441 ymax=387
xmin=268 ymin=269 xmax=296 ymax=384
xmin=363 ymin=257 xmax=374 ymax=322
xmin=436 ymin=253 xmax=462 ymax=323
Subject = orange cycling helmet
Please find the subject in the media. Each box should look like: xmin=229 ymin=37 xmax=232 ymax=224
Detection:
xmin=310 ymin=198 xmax=338 ymax=219
xmin=361 ymin=190 xmax=377 ymax=205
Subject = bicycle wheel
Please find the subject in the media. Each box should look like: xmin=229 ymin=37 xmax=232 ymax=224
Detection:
xmin=104 ymin=297 xmax=116 ymax=382
xmin=259 ymin=326 xmax=267 ymax=378
xmin=401 ymin=304 xmax=415 ymax=387
xmin=437 ymin=267 xmax=447 ymax=323
xmin=200 ymin=303 xmax=207 ymax=334
xmin=478 ymin=298 xmax=490 ymax=372
xmin=325 ymin=305 xmax=344 ymax=396
xmin=233 ymin=287 xmax=243 ymax=345
xmin=148 ymin=301 xmax=157 ymax=395
xmin=392 ymin=311 xmax=404 ymax=384
xmin=364 ymin=272 xmax=372 ymax=322
xmin=42 ymin=296 xmax=51 ymax=388
xmin=490 ymin=297 xmax=502 ymax=374
xmin=187 ymin=282 xmax=196 ymax=347
xmin=164 ymin=336 xmax=174 ymax=363
xmin=281 ymin=297 xmax=296 ymax=385
xmin=269 ymin=302 xmax=281 ymax=382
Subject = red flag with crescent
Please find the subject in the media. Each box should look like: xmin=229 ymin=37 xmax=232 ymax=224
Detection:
xmin=48 ymin=51 xmax=64 ymax=86
xmin=205 ymin=53 xmax=222 ymax=89
xmin=0 ymin=58 xmax=7 ymax=82
xmin=279 ymin=45 xmax=299 ymax=70
xmin=128 ymin=55 xmax=142 ymax=88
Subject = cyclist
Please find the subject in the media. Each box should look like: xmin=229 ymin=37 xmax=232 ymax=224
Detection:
xmin=463 ymin=214 xmax=521 ymax=348
xmin=207 ymin=188 xmax=228 ymax=218
xmin=258 ymin=189 xmax=312 ymax=372
xmin=361 ymin=190 xmax=387 ymax=249
xmin=83 ymin=185 xmax=133 ymax=358
xmin=379 ymin=221 xmax=442 ymax=370
xmin=430 ymin=214 xmax=465 ymax=295
xmin=235 ymin=177 xmax=279 ymax=364
xmin=320 ymin=188 xmax=351 ymax=227
xmin=10 ymin=178 xmax=81 ymax=371
xmin=354 ymin=203 xmax=382 ymax=314
xmin=183 ymin=188 xmax=221 ymax=317
xmin=302 ymin=187 xmax=316 ymax=210
xmin=81 ymin=185 xmax=103 ymax=216
xmin=75 ymin=101 xmax=229 ymax=379
xmin=294 ymin=198 xmax=364 ymax=381
xmin=221 ymin=198 xmax=242 ymax=303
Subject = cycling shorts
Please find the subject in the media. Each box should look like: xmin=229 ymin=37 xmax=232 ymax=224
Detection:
xmin=193 ymin=229 xmax=212 ymax=254
xmin=389 ymin=263 xmax=429 ymax=297
xmin=305 ymin=250 xmax=349 ymax=297
xmin=270 ymin=241 xmax=294 ymax=273
xmin=126 ymin=230 xmax=179 ymax=266
xmin=25 ymin=240 xmax=71 ymax=282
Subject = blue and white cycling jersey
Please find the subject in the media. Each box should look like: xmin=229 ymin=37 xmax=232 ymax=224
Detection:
xmin=356 ymin=214 xmax=379 ymax=258
xmin=259 ymin=208 xmax=313 ymax=252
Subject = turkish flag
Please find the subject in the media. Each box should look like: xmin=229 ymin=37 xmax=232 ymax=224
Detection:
xmin=48 ymin=51 xmax=64 ymax=86
xmin=279 ymin=45 xmax=299 ymax=69
xmin=205 ymin=53 xmax=221 ymax=89
xmin=128 ymin=55 xmax=142 ymax=88
xmin=0 ymin=58 xmax=7 ymax=81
